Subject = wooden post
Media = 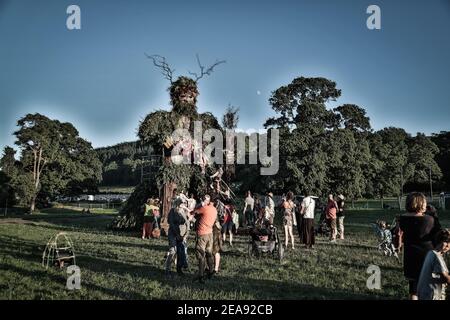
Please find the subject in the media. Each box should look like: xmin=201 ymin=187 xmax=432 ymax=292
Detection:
xmin=161 ymin=181 xmax=177 ymax=236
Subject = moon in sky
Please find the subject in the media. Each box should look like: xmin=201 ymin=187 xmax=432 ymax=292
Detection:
xmin=256 ymin=90 xmax=261 ymax=95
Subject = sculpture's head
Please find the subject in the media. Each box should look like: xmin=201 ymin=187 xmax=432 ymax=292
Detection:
xmin=147 ymin=54 xmax=225 ymax=117
xmin=169 ymin=76 xmax=199 ymax=116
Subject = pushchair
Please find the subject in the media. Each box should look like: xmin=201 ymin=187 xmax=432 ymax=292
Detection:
xmin=315 ymin=212 xmax=330 ymax=237
xmin=247 ymin=220 xmax=284 ymax=262
xmin=370 ymin=220 xmax=399 ymax=260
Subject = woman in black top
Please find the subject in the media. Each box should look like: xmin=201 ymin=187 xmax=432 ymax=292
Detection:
xmin=399 ymin=192 xmax=436 ymax=300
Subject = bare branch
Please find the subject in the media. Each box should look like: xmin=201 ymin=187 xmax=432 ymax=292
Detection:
xmin=189 ymin=54 xmax=226 ymax=82
xmin=145 ymin=54 xmax=175 ymax=83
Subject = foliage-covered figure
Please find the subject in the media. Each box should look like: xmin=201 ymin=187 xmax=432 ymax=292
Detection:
xmin=113 ymin=55 xmax=225 ymax=232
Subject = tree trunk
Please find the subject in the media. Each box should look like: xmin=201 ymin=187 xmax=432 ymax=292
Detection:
xmin=30 ymin=147 xmax=45 ymax=214
xmin=30 ymin=195 xmax=36 ymax=214
xmin=161 ymin=181 xmax=177 ymax=236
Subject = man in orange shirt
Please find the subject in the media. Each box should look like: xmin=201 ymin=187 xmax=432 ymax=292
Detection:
xmin=194 ymin=195 xmax=218 ymax=283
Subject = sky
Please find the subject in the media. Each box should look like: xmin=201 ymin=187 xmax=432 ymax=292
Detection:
xmin=1 ymin=0 xmax=449 ymax=153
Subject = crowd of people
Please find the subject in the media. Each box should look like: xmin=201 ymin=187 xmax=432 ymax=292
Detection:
xmin=142 ymin=189 xmax=348 ymax=281
xmin=141 ymin=189 xmax=450 ymax=300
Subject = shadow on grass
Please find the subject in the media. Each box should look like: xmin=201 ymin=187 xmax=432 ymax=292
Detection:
xmin=18 ymin=215 xmax=120 ymax=235
xmin=87 ymin=240 xmax=170 ymax=253
xmin=78 ymin=254 xmax=390 ymax=300
xmin=0 ymin=231 xmax=399 ymax=300
xmin=0 ymin=261 xmax=147 ymax=300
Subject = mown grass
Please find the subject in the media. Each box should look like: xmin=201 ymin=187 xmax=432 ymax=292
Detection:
xmin=1 ymin=209 xmax=449 ymax=300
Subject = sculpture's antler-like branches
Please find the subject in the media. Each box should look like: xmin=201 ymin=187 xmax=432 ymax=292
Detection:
xmin=145 ymin=54 xmax=175 ymax=83
xmin=189 ymin=54 xmax=226 ymax=82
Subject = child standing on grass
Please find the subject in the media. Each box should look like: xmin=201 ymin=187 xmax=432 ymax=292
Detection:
xmin=417 ymin=229 xmax=450 ymax=300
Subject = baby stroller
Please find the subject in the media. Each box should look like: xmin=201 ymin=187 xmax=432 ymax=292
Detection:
xmin=248 ymin=220 xmax=284 ymax=262
xmin=370 ymin=220 xmax=399 ymax=260
xmin=315 ymin=212 xmax=330 ymax=237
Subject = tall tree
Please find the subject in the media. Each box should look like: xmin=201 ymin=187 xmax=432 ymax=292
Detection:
xmin=0 ymin=147 xmax=18 ymax=178
xmin=325 ymin=128 xmax=370 ymax=199
xmin=431 ymin=131 xmax=450 ymax=191
xmin=13 ymin=113 xmax=102 ymax=212
xmin=333 ymin=104 xmax=372 ymax=133
xmin=264 ymin=77 xmax=341 ymax=196
xmin=14 ymin=114 xmax=58 ymax=211
xmin=405 ymin=133 xmax=442 ymax=193
xmin=374 ymin=128 xmax=412 ymax=199
xmin=0 ymin=172 xmax=15 ymax=209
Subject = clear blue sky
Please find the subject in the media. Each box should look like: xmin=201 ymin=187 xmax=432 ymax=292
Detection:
xmin=1 ymin=0 xmax=449 ymax=152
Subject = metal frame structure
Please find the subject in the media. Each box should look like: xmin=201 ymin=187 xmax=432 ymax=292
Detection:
xmin=42 ymin=232 xmax=76 ymax=269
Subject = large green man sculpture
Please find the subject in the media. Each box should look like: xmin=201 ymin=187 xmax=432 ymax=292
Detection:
xmin=113 ymin=55 xmax=225 ymax=233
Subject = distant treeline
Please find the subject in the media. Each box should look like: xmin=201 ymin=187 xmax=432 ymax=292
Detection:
xmin=431 ymin=131 xmax=450 ymax=191
xmin=95 ymin=131 xmax=450 ymax=197
xmin=95 ymin=141 xmax=153 ymax=186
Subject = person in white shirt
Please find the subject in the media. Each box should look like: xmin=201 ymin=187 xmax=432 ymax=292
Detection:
xmin=243 ymin=191 xmax=255 ymax=226
xmin=300 ymin=193 xmax=316 ymax=249
xmin=417 ymin=229 xmax=450 ymax=300
xmin=264 ymin=192 xmax=275 ymax=224
xmin=187 ymin=194 xmax=197 ymax=214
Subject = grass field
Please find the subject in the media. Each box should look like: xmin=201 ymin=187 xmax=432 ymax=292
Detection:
xmin=1 ymin=208 xmax=449 ymax=300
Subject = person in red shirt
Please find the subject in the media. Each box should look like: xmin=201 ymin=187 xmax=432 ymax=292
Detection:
xmin=326 ymin=194 xmax=338 ymax=243
xmin=194 ymin=195 xmax=218 ymax=283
